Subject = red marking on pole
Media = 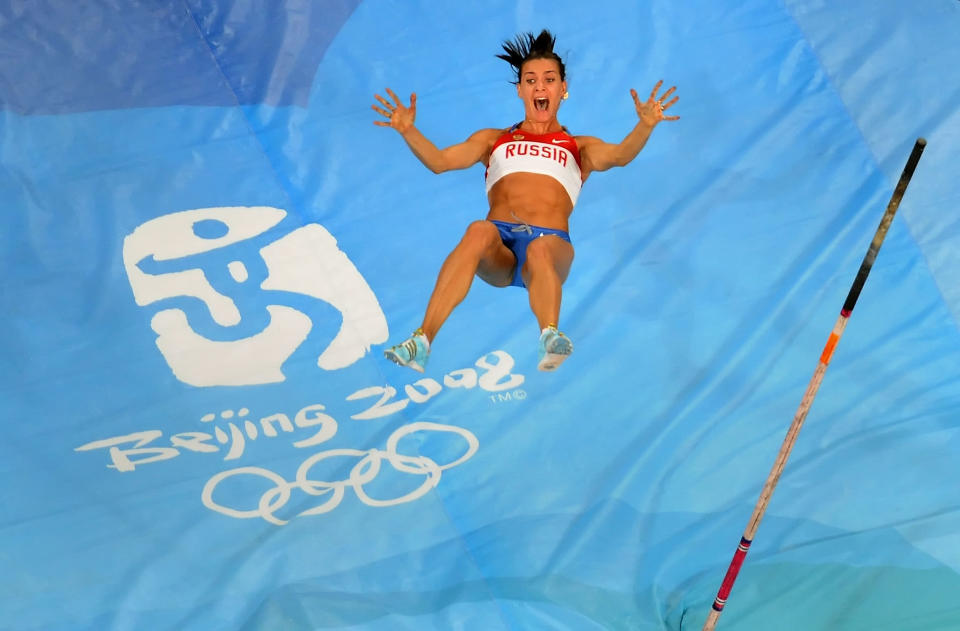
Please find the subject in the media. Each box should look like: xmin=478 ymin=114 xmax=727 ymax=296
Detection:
xmin=841 ymin=308 xmax=852 ymax=317
xmin=712 ymin=538 xmax=752 ymax=611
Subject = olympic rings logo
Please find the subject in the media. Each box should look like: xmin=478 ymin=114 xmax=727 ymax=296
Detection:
xmin=201 ymin=422 xmax=478 ymax=525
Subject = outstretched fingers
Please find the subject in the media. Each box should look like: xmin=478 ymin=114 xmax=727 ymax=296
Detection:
xmin=372 ymin=88 xmax=417 ymax=131
xmin=648 ymin=79 xmax=664 ymax=101
xmin=371 ymin=90 xmax=394 ymax=125
xmin=385 ymin=87 xmax=403 ymax=106
xmin=372 ymin=108 xmax=393 ymax=126
xmin=383 ymin=87 xmax=416 ymax=113
xmin=650 ymin=80 xmax=680 ymax=120
xmin=660 ymin=92 xmax=680 ymax=120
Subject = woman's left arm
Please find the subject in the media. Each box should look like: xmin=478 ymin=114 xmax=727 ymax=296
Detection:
xmin=578 ymin=80 xmax=679 ymax=177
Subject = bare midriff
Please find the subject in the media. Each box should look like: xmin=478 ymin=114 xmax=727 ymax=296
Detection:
xmin=485 ymin=172 xmax=575 ymax=232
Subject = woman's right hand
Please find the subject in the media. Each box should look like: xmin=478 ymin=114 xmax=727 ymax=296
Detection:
xmin=372 ymin=88 xmax=416 ymax=133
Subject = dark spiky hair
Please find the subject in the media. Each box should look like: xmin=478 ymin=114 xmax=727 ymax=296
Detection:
xmin=496 ymin=29 xmax=566 ymax=84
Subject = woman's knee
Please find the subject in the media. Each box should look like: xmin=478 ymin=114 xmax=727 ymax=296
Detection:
xmin=525 ymin=236 xmax=573 ymax=277
xmin=527 ymin=236 xmax=570 ymax=262
xmin=460 ymin=220 xmax=500 ymax=251
xmin=525 ymin=236 xmax=550 ymax=260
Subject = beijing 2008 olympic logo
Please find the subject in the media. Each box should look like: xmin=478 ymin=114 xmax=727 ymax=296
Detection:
xmin=202 ymin=421 xmax=479 ymax=525
xmin=122 ymin=206 xmax=388 ymax=387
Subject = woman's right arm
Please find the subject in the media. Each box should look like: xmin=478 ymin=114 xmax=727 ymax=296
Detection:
xmin=373 ymin=88 xmax=498 ymax=173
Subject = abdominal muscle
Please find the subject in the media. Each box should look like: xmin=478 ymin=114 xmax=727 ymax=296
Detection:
xmin=485 ymin=172 xmax=575 ymax=232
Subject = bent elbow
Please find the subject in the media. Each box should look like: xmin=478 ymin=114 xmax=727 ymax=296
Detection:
xmin=590 ymin=151 xmax=630 ymax=172
xmin=597 ymin=156 xmax=628 ymax=172
xmin=427 ymin=157 xmax=453 ymax=174
xmin=613 ymin=152 xmax=633 ymax=168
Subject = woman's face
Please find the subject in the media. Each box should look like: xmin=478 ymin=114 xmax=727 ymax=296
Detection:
xmin=516 ymin=57 xmax=566 ymax=123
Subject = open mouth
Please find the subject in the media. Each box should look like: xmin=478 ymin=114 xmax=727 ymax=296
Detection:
xmin=535 ymin=98 xmax=549 ymax=111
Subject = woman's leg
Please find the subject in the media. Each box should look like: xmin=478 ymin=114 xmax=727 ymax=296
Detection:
xmin=419 ymin=220 xmax=516 ymax=342
xmin=522 ymin=235 xmax=575 ymax=371
xmin=521 ymin=235 xmax=575 ymax=330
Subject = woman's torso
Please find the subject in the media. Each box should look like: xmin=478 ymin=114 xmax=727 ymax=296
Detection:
xmin=483 ymin=125 xmax=583 ymax=231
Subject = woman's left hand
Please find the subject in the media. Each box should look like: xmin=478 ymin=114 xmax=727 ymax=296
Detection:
xmin=633 ymin=80 xmax=679 ymax=126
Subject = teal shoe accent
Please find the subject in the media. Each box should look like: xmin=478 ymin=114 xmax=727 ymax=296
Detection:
xmin=537 ymin=327 xmax=573 ymax=371
xmin=384 ymin=330 xmax=430 ymax=373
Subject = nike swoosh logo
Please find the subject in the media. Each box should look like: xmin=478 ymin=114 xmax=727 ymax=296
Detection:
xmin=551 ymin=138 xmax=568 ymax=144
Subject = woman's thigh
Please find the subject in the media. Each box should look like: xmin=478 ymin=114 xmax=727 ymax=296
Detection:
xmin=465 ymin=221 xmax=516 ymax=288
xmin=521 ymin=235 xmax=575 ymax=285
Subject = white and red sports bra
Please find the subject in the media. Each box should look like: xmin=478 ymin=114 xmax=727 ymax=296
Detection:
xmin=485 ymin=124 xmax=583 ymax=205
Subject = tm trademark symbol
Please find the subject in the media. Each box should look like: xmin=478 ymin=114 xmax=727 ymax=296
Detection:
xmin=489 ymin=389 xmax=527 ymax=404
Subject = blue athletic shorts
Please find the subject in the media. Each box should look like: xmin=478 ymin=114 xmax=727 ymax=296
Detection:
xmin=490 ymin=220 xmax=572 ymax=288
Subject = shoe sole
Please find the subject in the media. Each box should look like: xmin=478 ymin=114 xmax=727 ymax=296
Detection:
xmin=538 ymin=351 xmax=570 ymax=372
xmin=384 ymin=349 xmax=425 ymax=373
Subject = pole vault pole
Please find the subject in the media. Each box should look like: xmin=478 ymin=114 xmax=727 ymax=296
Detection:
xmin=702 ymin=138 xmax=926 ymax=631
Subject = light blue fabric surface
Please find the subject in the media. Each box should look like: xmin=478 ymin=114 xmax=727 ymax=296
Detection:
xmin=2 ymin=1 xmax=959 ymax=629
